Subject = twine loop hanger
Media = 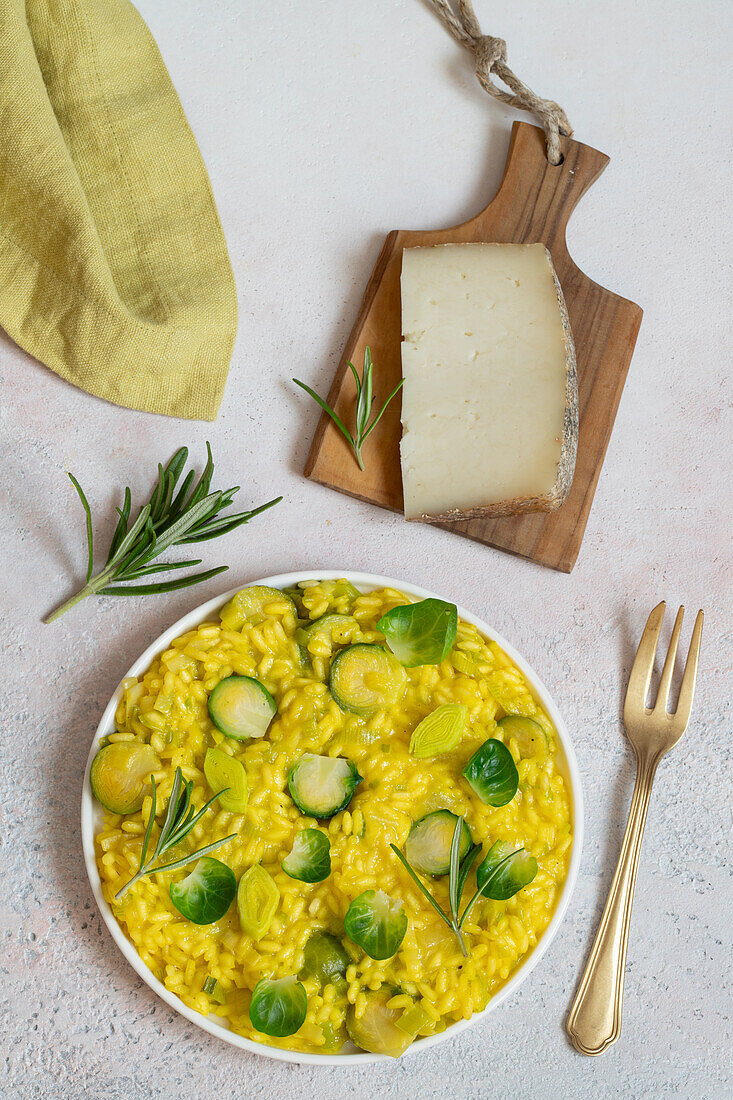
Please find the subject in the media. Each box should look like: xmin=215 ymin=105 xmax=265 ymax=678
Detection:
xmin=426 ymin=0 xmax=572 ymax=164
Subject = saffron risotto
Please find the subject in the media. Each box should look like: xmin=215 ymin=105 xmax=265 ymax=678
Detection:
xmin=95 ymin=580 xmax=573 ymax=1055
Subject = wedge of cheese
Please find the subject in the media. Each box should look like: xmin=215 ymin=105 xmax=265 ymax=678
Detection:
xmin=400 ymin=243 xmax=578 ymax=521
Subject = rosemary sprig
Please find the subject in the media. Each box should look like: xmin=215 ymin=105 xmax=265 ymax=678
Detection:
xmin=390 ymin=816 xmax=522 ymax=957
xmin=293 ymin=346 xmax=404 ymax=471
xmin=45 ymin=444 xmax=282 ymax=623
xmin=115 ymin=767 xmax=236 ymax=901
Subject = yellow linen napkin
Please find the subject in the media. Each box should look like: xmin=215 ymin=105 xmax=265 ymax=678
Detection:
xmin=0 ymin=0 xmax=237 ymax=420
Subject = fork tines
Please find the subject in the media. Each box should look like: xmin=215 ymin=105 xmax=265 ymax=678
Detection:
xmin=626 ymin=602 xmax=704 ymax=723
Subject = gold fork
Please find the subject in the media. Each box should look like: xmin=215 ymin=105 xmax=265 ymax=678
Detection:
xmin=566 ymin=601 xmax=704 ymax=1056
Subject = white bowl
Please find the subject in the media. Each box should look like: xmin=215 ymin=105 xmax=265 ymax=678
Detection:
xmin=82 ymin=571 xmax=583 ymax=1064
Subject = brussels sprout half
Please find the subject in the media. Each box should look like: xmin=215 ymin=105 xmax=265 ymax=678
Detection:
xmin=497 ymin=715 xmax=549 ymax=763
xmin=281 ymin=829 xmax=331 ymax=883
xmin=207 ymin=675 xmax=276 ymax=740
xmin=169 ymin=856 xmax=237 ymax=925
xmin=405 ymin=811 xmax=472 ymax=876
xmin=377 ymin=598 xmax=457 ymax=667
xmin=346 ymin=986 xmax=419 ymax=1058
xmin=329 ymin=644 xmax=406 ymax=716
xmin=476 ymin=840 xmax=538 ymax=901
xmin=249 ymin=975 xmax=307 ymax=1038
xmin=288 ymin=754 xmax=362 ymax=819
xmin=344 ymin=889 xmax=407 ymax=960
xmin=462 ymin=738 xmax=519 ymax=807
xmin=300 ymin=931 xmax=350 ymax=987
xmin=219 ymin=585 xmax=297 ymax=631
xmin=295 ymin=614 xmax=361 ymax=654
xmin=90 ymin=742 xmax=160 ymax=815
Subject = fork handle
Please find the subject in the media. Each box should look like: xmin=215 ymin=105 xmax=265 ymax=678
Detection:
xmin=566 ymin=757 xmax=658 ymax=1055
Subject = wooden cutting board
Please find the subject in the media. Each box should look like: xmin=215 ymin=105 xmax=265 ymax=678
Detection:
xmin=304 ymin=122 xmax=643 ymax=572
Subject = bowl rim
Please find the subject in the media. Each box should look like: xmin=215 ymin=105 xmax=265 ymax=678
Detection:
xmin=81 ymin=569 xmax=584 ymax=1065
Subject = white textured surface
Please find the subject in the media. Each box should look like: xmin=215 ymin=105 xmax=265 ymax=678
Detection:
xmin=1 ymin=1 xmax=730 ymax=1097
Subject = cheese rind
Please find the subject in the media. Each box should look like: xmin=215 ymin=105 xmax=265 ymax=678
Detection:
xmin=400 ymin=242 xmax=578 ymax=521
